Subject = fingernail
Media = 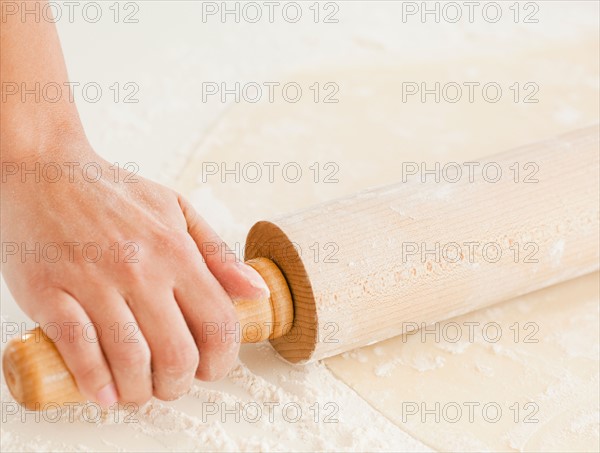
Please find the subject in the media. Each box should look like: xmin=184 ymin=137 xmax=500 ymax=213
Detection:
xmin=96 ymin=383 xmax=119 ymax=408
xmin=236 ymin=262 xmax=270 ymax=298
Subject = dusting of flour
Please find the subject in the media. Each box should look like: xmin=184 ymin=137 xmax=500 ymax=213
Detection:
xmin=1 ymin=335 xmax=429 ymax=452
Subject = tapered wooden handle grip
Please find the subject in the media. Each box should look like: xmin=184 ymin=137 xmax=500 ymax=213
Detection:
xmin=2 ymin=258 xmax=293 ymax=410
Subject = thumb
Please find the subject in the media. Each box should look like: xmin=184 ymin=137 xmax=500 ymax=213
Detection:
xmin=177 ymin=194 xmax=270 ymax=301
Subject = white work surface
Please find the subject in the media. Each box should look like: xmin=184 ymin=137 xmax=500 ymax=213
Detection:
xmin=1 ymin=1 xmax=599 ymax=451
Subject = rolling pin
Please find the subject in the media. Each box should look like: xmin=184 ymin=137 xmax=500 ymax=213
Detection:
xmin=4 ymin=125 xmax=599 ymax=410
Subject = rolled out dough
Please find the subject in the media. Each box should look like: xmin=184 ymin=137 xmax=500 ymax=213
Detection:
xmin=177 ymin=38 xmax=599 ymax=451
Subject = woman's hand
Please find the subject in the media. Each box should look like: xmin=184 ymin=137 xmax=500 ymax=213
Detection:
xmin=1 ymin=137 xmax=269 ymax=408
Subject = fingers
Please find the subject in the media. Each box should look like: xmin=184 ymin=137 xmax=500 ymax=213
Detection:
xmin=174 ymin=267 xmax=241 ymax=381
xmin=26 ymin=193 xmax=253 ymax=407
xmin=125 ymin=290 xmax=199 ymax=401
xmin=81 ymin=288 xmax=153 ymax=405
xmin=178 ymin=195 xmax=270 ymax=301
xmin=33 ymin=288 xmax=117 ymax=408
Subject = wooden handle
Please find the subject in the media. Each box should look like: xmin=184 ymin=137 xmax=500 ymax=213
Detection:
xmin=2 ymin=257 xmax=293 ymax=410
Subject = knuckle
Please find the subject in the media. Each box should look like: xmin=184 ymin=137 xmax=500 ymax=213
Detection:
xmin=155 ymin=229 xmax=181 ymax=249
xmin=111 ymin=343 xmax=151 ymax=369
xmin=160 ymin=341 xmax=199 ymax=375
xmin=152 ymin=340 xmax=198 ymax=401
xmin=75 ymin=362 xmax=105 ymax=385
xmin=203 ymin=313 xmax=238 ymax=351
xmin=195 ymin=314 xmax=239 ymax=382
xmin=116 ymin=260 xmax=146 ymax=284
xmin=171 ymin=235 xmax=200 ymax=261
xmin=58 ymin=326 xmax=95 ymax=354
xmin=25 ymin=272 xmax=55 ymax=295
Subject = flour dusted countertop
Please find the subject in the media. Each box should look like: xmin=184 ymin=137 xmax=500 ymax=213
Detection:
xmin=2 ymin=2 xmax=599 ymax=451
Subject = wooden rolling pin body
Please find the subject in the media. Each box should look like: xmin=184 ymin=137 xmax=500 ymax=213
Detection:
xmin=245 ymin=126 xmax=600 ymax=362
xmin=3 ymin=126 xmax=599 ymax=408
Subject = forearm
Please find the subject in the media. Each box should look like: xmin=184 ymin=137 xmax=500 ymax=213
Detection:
xmin=0 ymin=0 xmax=85 ymax=162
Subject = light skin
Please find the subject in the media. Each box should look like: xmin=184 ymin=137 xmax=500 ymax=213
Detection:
xmin=0 ymin=1 xmax=269 ymax=407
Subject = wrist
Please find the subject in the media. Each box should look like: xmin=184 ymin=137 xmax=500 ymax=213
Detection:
xmin=1 ymin=102 xmax=88 ymax=163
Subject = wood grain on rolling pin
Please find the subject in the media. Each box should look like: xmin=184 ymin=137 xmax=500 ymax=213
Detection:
xmin=246 ymin=125 xmax=600 ymax=363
